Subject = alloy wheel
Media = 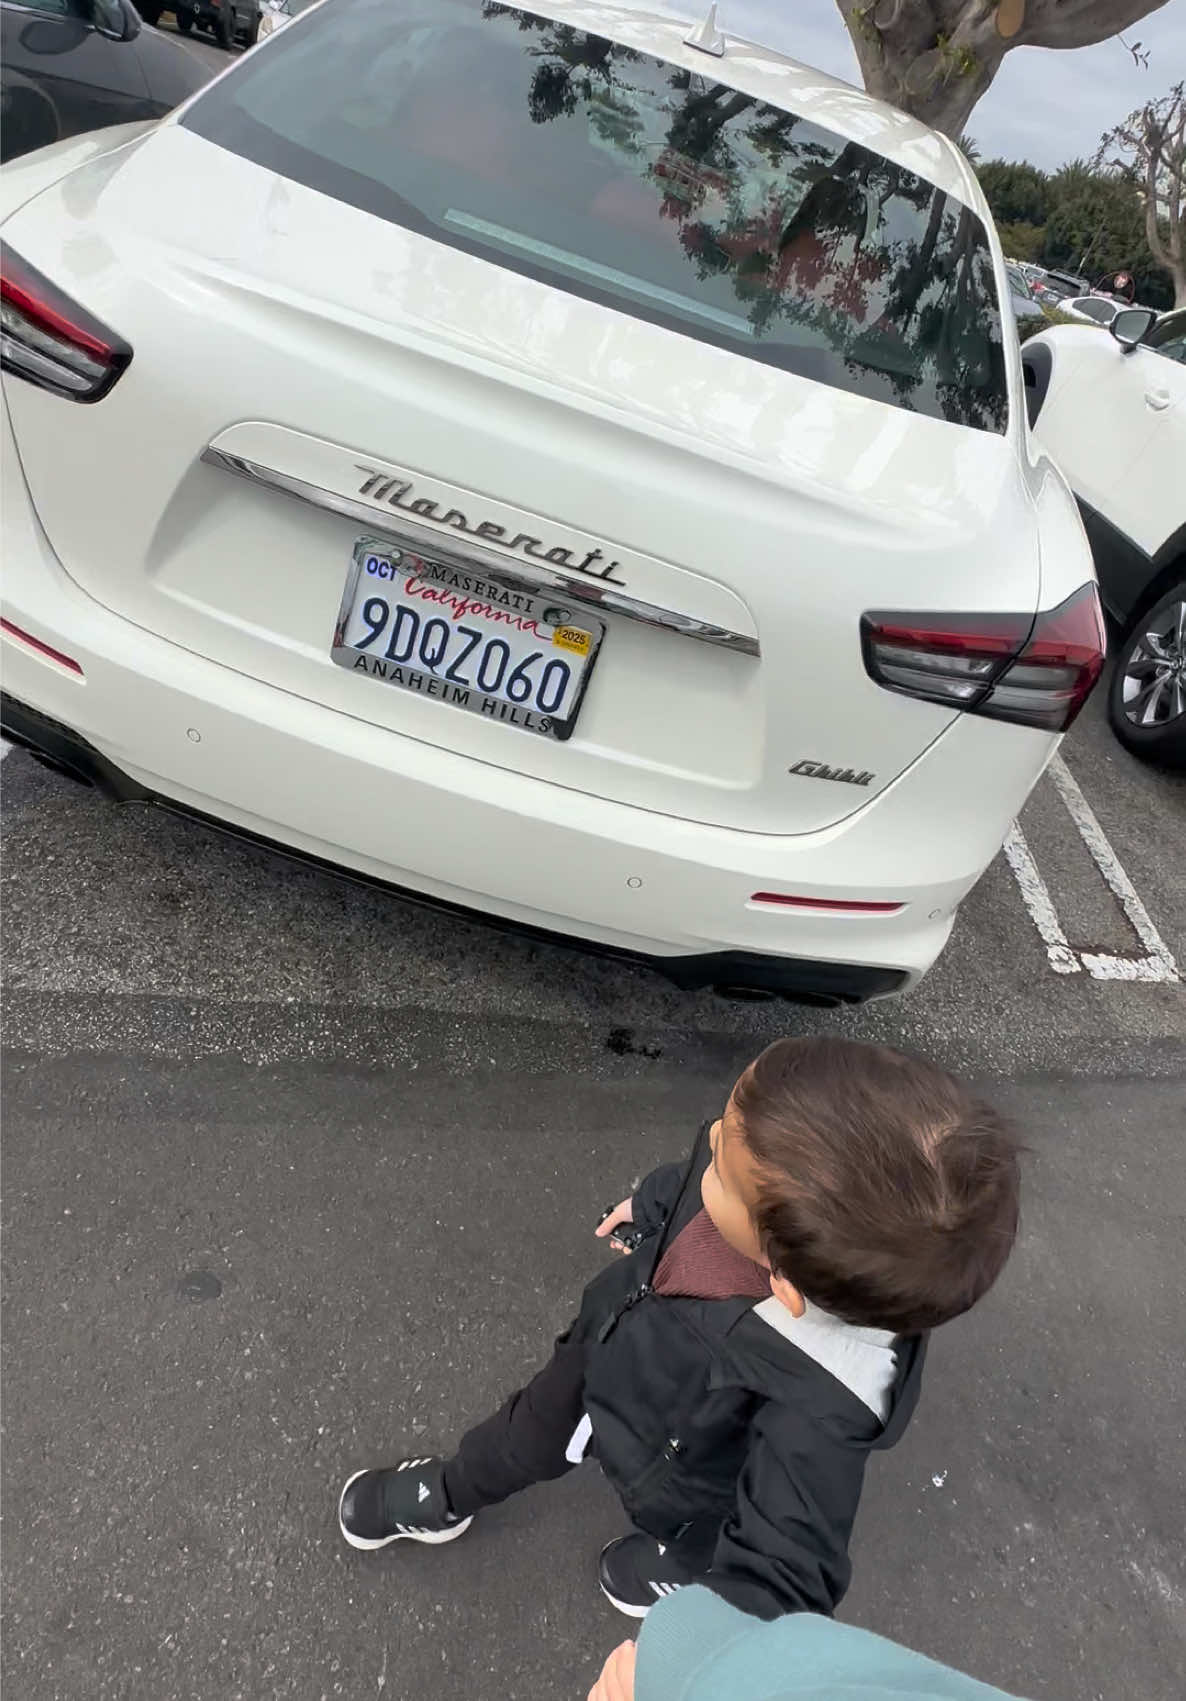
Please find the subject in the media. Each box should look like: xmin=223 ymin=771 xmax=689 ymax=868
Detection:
xmin=1120 ymin=598 xmax=1186 ymax=728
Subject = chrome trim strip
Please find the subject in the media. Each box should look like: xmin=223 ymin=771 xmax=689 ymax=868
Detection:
xmin=200 ymin=448 xmax=760 ymax=658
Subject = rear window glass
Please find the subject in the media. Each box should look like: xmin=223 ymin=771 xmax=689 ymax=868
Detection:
xmin=182 ymin=0 xmax=1007 ymax=432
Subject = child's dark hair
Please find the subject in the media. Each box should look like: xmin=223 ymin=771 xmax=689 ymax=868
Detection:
xmin=734 ymin=1037 xmax=1021 ymax=1334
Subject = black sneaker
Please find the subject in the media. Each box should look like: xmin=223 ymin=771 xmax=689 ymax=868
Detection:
xmin=597 ymin=1532 xmax=698 ymax=1618
xmin=338 ymin=1457 xmax=473 ymax=1550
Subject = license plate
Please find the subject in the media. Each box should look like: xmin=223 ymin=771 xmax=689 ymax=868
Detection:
xmin=331 ymin=537 xmax=604 ymax=741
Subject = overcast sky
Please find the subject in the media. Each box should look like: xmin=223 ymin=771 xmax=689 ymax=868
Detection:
xmin=649 ymin=1 xmax=1186 ymax=170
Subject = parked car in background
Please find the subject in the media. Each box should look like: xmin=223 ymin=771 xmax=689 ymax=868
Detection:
xmin=258 ymin=0 xmax=319 ymax=42
xmin=1023 ymin=308 xmax=1186 ymax=767
xmin=0 ymin=0 xmax=208 ymax=160
xmin=1033 ymin=268 xmax=1089 ymax=306
xmin=1060 ymin=294 xmax=1125 ymax=328
xmin=1005 ymin=263 xmax=1045 ymax=335
xmin=1 ymin=0 xmax=1105 ymax=1003
xmin=138 ymin=0 xmax=260 ymax=50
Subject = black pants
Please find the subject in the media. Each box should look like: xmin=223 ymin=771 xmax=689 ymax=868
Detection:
xmin=443 ymin=1326 xmax=588 ymax=1519
xmin=441 ymin=1328 xmax=720 ymax=1571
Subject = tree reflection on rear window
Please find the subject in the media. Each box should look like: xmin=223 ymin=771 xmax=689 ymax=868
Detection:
xmin=182 ymin=0 xmax=1007 ymax=432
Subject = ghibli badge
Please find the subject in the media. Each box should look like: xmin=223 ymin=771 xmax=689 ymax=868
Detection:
xmin=789 ymin=759 xmax=875 ymax=787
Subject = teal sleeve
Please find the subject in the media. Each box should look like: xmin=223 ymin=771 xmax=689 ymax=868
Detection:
xmin=634 ymin=1586 xmax=1029 ymax=1701
xmin=635 ymin=1587 xmax=757 ymax=1701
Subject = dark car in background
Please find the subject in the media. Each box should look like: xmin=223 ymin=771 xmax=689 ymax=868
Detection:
xmin=0 ymin=0 xmax=209 ymax=161
xmin=1005 ymin=262 xmax=1045 ymax=336
xmin=1032 ymin=268 xmax=1090 ymax=306
xmin=138 ymin=0 xmax=261 ymax=50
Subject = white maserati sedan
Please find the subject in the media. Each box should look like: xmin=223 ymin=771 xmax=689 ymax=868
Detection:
xmin=0 ymin=0 xmax=1104 ymax=1002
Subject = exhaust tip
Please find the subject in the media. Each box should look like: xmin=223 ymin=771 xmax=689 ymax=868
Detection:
xmin=713 ymin=983 xmax=845 ymax=1008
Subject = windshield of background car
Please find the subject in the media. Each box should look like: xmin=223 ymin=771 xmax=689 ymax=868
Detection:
xmin=1006 ymin=265 xmax=1033 ymax=299
xmin=181 ymin=0 xmax=1007 ymax=432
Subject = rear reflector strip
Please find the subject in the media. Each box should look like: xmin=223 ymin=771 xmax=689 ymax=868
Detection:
xmin=750 ymin=892 xmax=904 ymax=915
xmin=0 ymin=618 xmax=84 ymax=676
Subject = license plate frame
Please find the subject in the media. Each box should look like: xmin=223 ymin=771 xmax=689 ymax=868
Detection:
xmin=330 ymin=536 xmax=607 ymax=742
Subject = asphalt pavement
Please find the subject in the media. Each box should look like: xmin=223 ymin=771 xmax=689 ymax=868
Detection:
xmin=3 ymin=679 xmax=1185 ymax=1701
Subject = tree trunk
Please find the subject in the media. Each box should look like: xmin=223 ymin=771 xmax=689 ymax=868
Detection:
xmin=835 ymin=1 xmax=1171 ymax=140
xmin=1144 ymin=184 xmax=1186 ymax=308
xmin=1139 ymin=96 xmax=1186 ymax=307
xmin=836 ymin=3 xmax=1004 ymax=138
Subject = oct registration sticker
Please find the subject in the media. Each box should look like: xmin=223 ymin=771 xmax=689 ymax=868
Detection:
xmin=331 ymin=537 xmax=606 ymax=742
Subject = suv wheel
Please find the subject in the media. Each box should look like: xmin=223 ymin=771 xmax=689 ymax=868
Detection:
xmin=1107 ymin=580 xmax=1186 ymax=769
xmin=176 ymin=7 xmax=193 ymax=30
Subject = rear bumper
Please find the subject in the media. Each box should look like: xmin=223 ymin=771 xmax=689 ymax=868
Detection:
xmin=1 ymin=400 xmax=1057 ymax=1004
xmin=0 ymin=692 xmax=903 ymax=1003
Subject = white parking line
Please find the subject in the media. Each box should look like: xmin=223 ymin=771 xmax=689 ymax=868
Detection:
xmin=0 ymin=739 xmax=13 ymax=762
xmin=1006 ymin=754 xmax=1179 ymax=983
xmin=1002 ymin=823 xmax=1080 ymax=975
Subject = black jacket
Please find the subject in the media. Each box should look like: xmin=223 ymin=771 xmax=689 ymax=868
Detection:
xmin=575 ymin=1124 xmax=926 ymax=1621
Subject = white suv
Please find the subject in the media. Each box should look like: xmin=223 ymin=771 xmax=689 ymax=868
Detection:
xmin=1023 ymin=308 xmax=1185 ymax=767
xmin=0 ymin=0 xmax=1102 ymax=1001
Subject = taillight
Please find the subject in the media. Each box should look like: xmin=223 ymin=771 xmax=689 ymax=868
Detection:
xmin=1 ymin=244 xmax=131 ymax=403
xmin=861 ymin=583 xmax=1106 ymax=734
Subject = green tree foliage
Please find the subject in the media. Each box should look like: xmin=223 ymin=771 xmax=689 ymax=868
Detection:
xmin=977 ymin=160 xmax=1048 ymax=226
xmin=978 ymin=154 xmax=1174 ymax=309
xmin=995 ymin=220 xmax=1046 ymax=262
xmin=1044 ymin=172 xmax=1145 ymax=278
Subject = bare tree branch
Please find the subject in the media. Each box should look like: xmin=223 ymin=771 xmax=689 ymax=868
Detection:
xmin=1098 ymin=82 xmax=1185 ymax=307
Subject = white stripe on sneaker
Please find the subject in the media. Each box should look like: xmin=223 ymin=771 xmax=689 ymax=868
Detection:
xmin=337 ymin=1468 xmax=473 ymax=1552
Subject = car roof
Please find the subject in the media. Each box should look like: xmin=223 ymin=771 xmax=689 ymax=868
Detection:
xmin=513 ymin=1 xmax=986 ymax=211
